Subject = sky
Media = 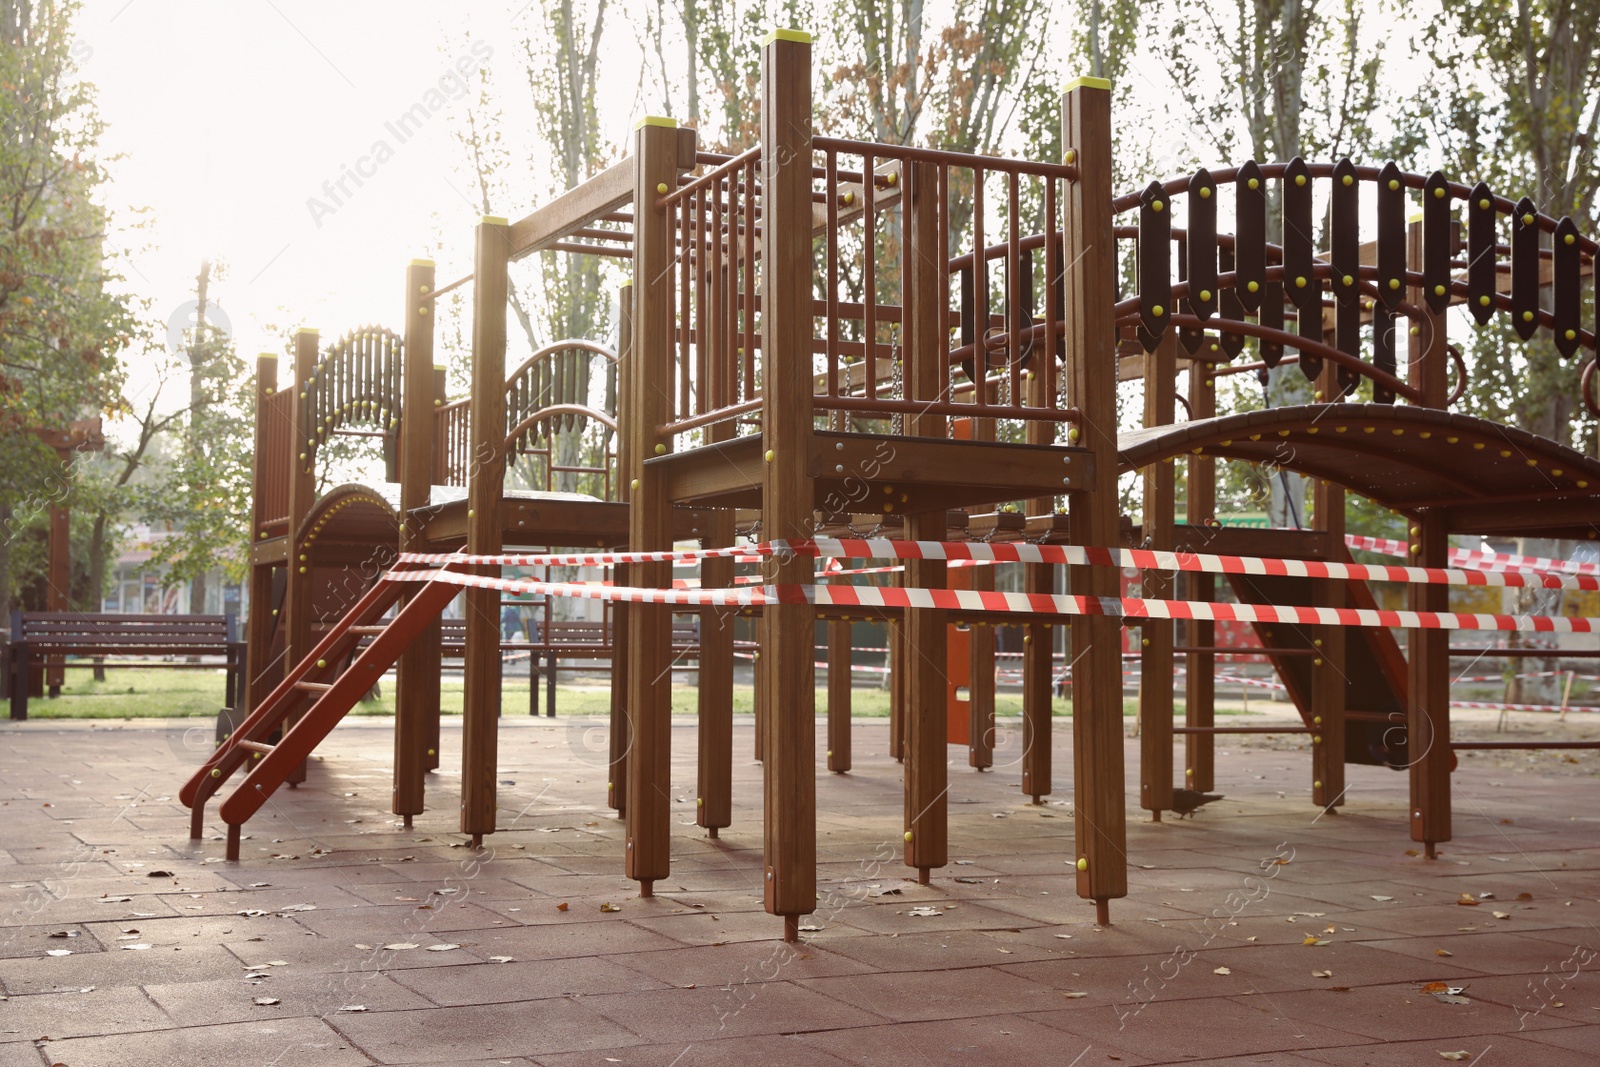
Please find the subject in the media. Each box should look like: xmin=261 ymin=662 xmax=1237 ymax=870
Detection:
xmin=72 ymin=0 xmax=1439 ymax=432
xmin=77 ymin=0 xmax=653 ymax=421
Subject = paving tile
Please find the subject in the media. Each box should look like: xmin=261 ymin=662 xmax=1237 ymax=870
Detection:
xmin=583 ymin=981 xmax=884 ymax=1042
xmin=797 ymin=1012 xmax=1149 ymax=1066
xmin=330 ymin=1000 xmax=641 ymax=1062
xmin=610 ymin=938 xmax=873 ymax=988
xmin=144 ymin=970 xmax=432 ymax=1026
xmin=390 ymin=955 xmax=668 ymax=1005
xmin=795 ymin=967 xmax=1060 ymax=1022
xmin=0 ymin=985 xmax=172 ymax=1041
xmin=39 ymin=1016 xmax=372 ymax=1067
xmin=1028 ymin=996 xmax=1376 ymax=1061
xmin=541 ymin=1033 xmax=855 ymax=1067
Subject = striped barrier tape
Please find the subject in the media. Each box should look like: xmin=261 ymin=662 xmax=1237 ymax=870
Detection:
xmin=1346 ymin=534 xmax=1600 ymax=576
xmin=395 ymin=537 xmax=1600 ymax=591
xmin=381 ymin=567 xmax=1600 ymax=634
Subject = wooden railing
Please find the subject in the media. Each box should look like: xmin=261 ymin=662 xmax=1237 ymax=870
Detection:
xmin=654 ymin=137 xmax=1082 ymax=443
xmin=1111 ymin=159 xmax=1599 ymax=408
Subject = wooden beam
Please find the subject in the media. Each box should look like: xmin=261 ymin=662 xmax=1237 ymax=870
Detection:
xmin=902 ymin=159 xmax=948 ymax=885
xmin=610 ymin=283 xmax=633 ymax=819
xmin=626 ymin=121 xmax=684 ymax=896
xmin=282 ymin=328 xmax=320 ymax=786
xmin=395 ymin=259 xmax=439 ymax=826
xmin=1138 ymin=330 xmax=1176 ymax=820
xmin=759 ymin=31 xmax=818 ymax=942
xmin=460 ymin=217 xmax=511 ymax=845
xmin=1062 ymin=78 xmax=1127 ymax=925
xmin=507 ymin=157 xmax=634 ymax=262
xmin=1184 ymin=365 xmax=1217 ymax=793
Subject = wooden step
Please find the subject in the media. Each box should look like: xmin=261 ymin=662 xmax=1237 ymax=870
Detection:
xmin=235 ymin=740 xmax=275 ymax=755
xmin=349 ymin=625 xmax=389 ymax=636
xmin=294 ymin=681 xmax=334 ymax=693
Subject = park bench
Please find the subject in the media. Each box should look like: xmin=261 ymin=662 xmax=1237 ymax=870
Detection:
xmin=7 ymin=612 xmax=244 ymax=721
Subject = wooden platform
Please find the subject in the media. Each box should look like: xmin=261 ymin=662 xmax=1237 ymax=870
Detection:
xmin=646 ymin=430 xmax=1094 ymax=512
xmin=1119 ymin=404 xmax=1600 ymax=539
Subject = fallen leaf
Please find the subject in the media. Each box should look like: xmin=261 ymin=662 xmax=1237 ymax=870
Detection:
xmin=1213 ymin=966 xmax=1231 ymax=975
xmin=1439 ymin=1053 xmax=1470 ymax=1062
xmin=489 ymin=956 xmax=514 ymax=963
xmin=556 ymin=902 xmax=569 ymax=911
xmin=1313 ymin=970 xmax=1333 ymax=978
xmin=1492 ymin=911 xmax=1511 ymax=920
xmin=264 ymin=961 xmax=289 ymax=967
xmin=121 ymin=944 xmax=151 ymax=951
xmin=1302 ymin=936 xmax=1329 ymax=947
xmin=146 ymin=870 xmax=173 ymax=878
xmin=278 ymin=904 xmax=316 ymax=913
xmin=1434 ymin=992 xmax=1472 ymax=1005
xmin=1456 ymin=894 xmax=1479 ymax=907
xmin=1062 ymin=991 xmax=1088 ymax=998
xmin=1516 ymin=892 xmax=1533 ymax=902
xmin=1436 ymin=949 xmax=1454 ymax=957
xmin=1422 ymin=981 xmax=1450 ymax=993
xmin=908 ymin=906 xmax=943 ymax=917
xmin=383 ymin=943 xmax=419 ymax=951
xmin=425 ymin=944 xmax=460 ymax=952
xmin=1370 ymin=896 xmax=1394 ymax=902
xmin=599 ymin=902 xmax=621 ymax=913
xmin=339 ymin=1005 xmax=367 ymax=1012
xmin=46 ymin=931 xmax=77 ymax=939
xmin=45 ymin=949 xmax=72 ymax=957
xmin=254 ymin=997 xmax=280 ymax=1006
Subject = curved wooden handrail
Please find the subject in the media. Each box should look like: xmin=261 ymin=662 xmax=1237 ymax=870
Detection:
xmin=504 ymin=338 xmax=618 ymax=384
xmin=505 ymin=404 xmax=617 ymax=448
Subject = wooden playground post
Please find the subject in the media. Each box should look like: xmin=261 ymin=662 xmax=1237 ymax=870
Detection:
xmin=902 ymin=159 xmax=949 ymax=885
xmin=1407 ymin=216 xmax=1452 ymax=857
xmin=827 ymin=618 xmax=852 ymax=772
xmin=426 ymin=362 xmax=449 ymax=771
xmin=460 ymin=216 xmax=511 ymax=847
xmin=967 ymin=390 xmax=998 ymax=770
xmin=1139 ymin=330 xmax=1177 ymax=819
xmin=1184 ymin=361 xmax=1216 ymax=791
xmin=244 ymin=352 xmax=281 ymax=718
xmin=610 ymin=282 xmax=633 ymax=818
xmin=283 ymin=327 xmax=319 ymax=787
xmin=1311 ymin=361 xmax=1348 ymax=812
xmin=394 ymin=258 xmax=438 ymax=827
xmin=759 ymin=29 xmax=818 ymax=941
xmin=626 ymin=117 xmax=682 ymax=895
xmin=1061 ymin=76 xmax=1127 ymax=925
xmin=1021 ymin=405 xmax=1055 ymax=804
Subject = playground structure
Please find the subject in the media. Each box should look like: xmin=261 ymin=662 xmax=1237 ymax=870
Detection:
xmin=179 ymin=31 xmax=1600 ymax=942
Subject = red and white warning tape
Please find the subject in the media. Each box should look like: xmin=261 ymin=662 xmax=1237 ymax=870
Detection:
xmin=382 ymin=567 xmax=1600 ymax=634
xmin=395 ymin=537 xmax=1600 ymax=590
xmin=1346 ymin=534 xmax=1600 ymax=576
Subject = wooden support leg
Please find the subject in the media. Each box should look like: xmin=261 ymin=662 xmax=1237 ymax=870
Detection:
xmin=698 ymin=512 xmax=735 ymax=832
xmin=189 ymin=799 xmax=205 ymax=841
xmin=609 ymin=575 xmax=630 ymax=817
xmin=827 ymin=619 xmax=852 ymax=773
xmin=888 ymin=616 xmax=906 ymax=763
xmin=393 ymin=617 xmax=439 ymax=821
xmin=1184 ymin=581 xmax=1216 ymax=792
xmin=1140 ymin=615 xmax=1174 ymax=820
xmin=968 ymin=590 xmax=995 ymax=773
xmin=225 ymin=823 xmax=240 ymax=862
xmin=904 ymin=511 xmax=948 ymax=884
xmin=1020 ymin=568 xmax=1053 ymax=804
xmin=1063 ymin=76 xmax=1127 ymax=925
xmin=753 ymin=640 xmax=767 ymax=763
xmin=1408 ymin=514 xmax=1451 ymax=854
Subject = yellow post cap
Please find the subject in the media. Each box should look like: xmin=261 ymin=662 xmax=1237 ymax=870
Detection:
xmin=480 ymin=215 xmax=508 ymax=226
xmin=761 ymin=28 xmax=812 ymax=45
xmin=294 ymin=326 xmax=319 ymax=336
xmin=1063 ymin=75 xmax=1112 ymax=93
xmin=409 ymin=258 xmax=436 ymax=267
xmin=634 ymin=115 xmax=678 ymax=130
xmin=258 ymin=352 xmax=279 ymax=360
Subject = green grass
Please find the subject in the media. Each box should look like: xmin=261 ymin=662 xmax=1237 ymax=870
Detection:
xmin=20 ymin=667 xmax=1275 ymax=721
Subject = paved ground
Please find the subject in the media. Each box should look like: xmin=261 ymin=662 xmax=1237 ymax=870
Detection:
xmin=2 ymin=713 xmax=1598 ymax=1066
